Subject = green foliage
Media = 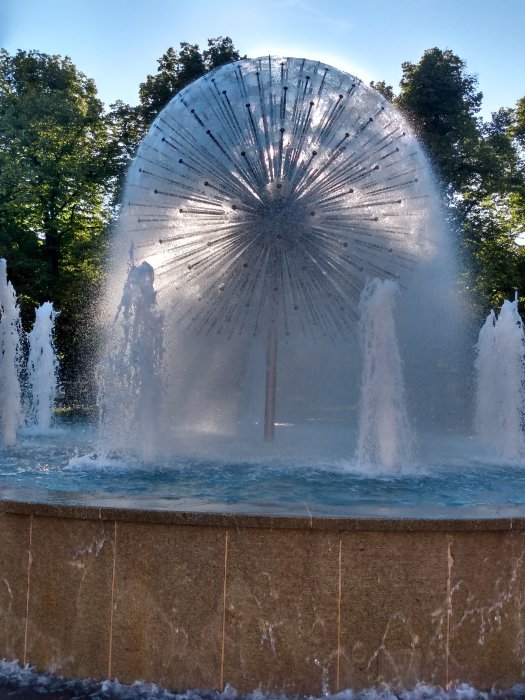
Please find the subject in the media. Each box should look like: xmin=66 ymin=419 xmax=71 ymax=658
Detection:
xmin=0 ymin=40 xmax=243 ymax=398
xmin=462 ymin=191 xmax=525 ymax=309
xmin=105 ymin=99 xmax=145 ymax=204
xmin=512 ymin=96 xmax=525 ymax=142
xmin=459 ymin=102 xmax=525 ymax=311
xmin=394 ymin=47 xmax=525 ymax=314
xmin=203 ymin=36 xmax=242 ymax=71
xmin=369 ymin=80 xmax=395 ymax=102
xmin=139 ymin=44 xmax=205 ymax=124
xmin=138 ymin=37 xmax=241 ymax=126
xmin=396 ymin=48 xmax=483 ymax=192
xmin=0 ymin=49 xmax=122 ymax=392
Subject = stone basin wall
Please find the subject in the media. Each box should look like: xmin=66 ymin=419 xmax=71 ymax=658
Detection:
xmin=1 ymin=500 xmax=524 ymax=693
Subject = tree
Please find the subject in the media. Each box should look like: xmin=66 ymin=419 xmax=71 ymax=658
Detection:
xmin=111 ymin=37 xmax=243 ymax=167
xmin=138 ymin=44 xmax=205 ymax=125
xmin=396 ymin=48 xmax=483 ymax=192
xmin=138 ymin=37 xmax=242 ymax=127
xmin=369 ymin=80 xmax=394 ymax=102
xmin=460 ymin=100 xmax=525 ymax=310
xmin=0 ymin=49 xmax=122 ymax=395
xmin=512 ymin=96 xmax=525 ymax=142
xmin=462 ymin=193 xmax=525 ymax=307
xmin=394 ymin=48 xmax=525 ymax=313
xmin=203 ymin=36 xmax=242 ymax=71
xmin=105 ymin=99 xmax=145 ymax=204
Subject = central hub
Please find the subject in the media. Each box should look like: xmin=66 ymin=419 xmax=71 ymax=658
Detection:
xmin=254 ymin=193 xmax=310 ymax=252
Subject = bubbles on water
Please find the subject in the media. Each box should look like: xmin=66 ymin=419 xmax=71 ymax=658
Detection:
xmin=0 ymin=660 xmax=522 ymax=699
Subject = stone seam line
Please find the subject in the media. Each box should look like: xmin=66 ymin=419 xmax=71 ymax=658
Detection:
xmin=23 ymin=513 xmax=33 ymax=666
xmin=220 ymin=529 xmax=229 ymax=690
xmin=108 ymin=520 xmax=117 ymax=679
xmin=336 ymin=536 xmax=343 ymax=692
xmin=446 ymin=534 xmax=454 ymax=689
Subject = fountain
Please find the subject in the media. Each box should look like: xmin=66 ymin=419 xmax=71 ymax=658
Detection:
xmin=0 ymin=259 xmax=23 ymax=447
xmin=25 ymin=302 xmax=59 ymax=431
xmin=102 ymin=55 xmax=458 ymax=457
xmin=474 ymin=295 xmax=525 ymax=460
xmin=0 ymin=260 xmax=59 ymax=439
xmin=97 ymin=251 xmax=164 ymax=460
xmin=356 ymin=278 xmax=414 ymax=470
xmin=2 ymin=57 xmax=525 ymax=696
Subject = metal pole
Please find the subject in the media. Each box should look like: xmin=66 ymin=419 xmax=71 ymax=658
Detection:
xmin=264 ymin=322 xmax=278 ymax=441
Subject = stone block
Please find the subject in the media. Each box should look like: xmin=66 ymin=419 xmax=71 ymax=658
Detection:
xmin=25 ymin=515 xmax=114 ymax=678
xmin=110 ymin=522 xmax=225 ymax=690
xmin=0 ymin=512 xmax=30 ymax=661
xmin=339 ymin=531 xmax=448 ymax=689
xmin=223 ymin=528 xmax=339 ymax=695
xmin=448 ymin=530 xmax=525 ymax=688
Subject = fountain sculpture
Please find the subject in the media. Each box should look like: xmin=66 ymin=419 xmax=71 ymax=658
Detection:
xmin=2 ymin=57 xmax=525 ymax=696
xmin=101 ymin=55 xmax=462 ymax=462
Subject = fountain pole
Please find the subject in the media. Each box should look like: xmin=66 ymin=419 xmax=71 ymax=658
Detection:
xmin=264 ymin=321 xmax=278 ymax=441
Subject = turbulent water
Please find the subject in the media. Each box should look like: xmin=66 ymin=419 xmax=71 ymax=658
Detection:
xmin=0 ymin=660 xmax=524 ymax=699
xmin=2 ymin=420 xmax=525 ymax=518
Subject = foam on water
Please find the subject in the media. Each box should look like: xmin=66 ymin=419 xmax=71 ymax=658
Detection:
xmin=0 ymin=660 xmax=523 ymax=699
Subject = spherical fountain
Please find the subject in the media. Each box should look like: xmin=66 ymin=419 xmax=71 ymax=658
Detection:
xmin=1 ymin=57 xmax=525 ymax=696
xmin=101 ymin=55 xmax=462 ymax=463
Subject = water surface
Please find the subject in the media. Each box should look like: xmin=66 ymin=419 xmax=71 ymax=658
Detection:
xmin=1 ymin=421 xmax=524 ymax=519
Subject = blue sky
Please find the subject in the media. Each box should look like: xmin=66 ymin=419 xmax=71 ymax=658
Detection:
xmin=1 ymin=0 xmax=524 ymax=120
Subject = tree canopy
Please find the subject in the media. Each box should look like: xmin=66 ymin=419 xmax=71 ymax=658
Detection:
xmin=396 ymin=48 xmax=483 ymax=192
xmin=138 ymin=37 xmax=242 ymax=126
xmin=389 ymin=48 xmax=525 ymax=310
xmin=0 ymin=49 xmax=123 ymax=392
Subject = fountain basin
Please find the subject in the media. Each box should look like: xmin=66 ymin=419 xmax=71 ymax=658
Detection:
xmin=1 ymin=496 xmax=525 ymax=694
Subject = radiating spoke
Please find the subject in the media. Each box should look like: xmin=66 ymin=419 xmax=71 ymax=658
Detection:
xmin=122 ymin=57 xmax=435 ymax=338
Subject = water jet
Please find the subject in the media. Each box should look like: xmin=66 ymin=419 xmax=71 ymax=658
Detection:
xmin=0 ymin=259 xmax=23 ymax=447
xmin=25 ymin=302 xmax=59 ymax=431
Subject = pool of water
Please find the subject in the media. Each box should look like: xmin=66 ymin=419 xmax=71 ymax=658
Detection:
xmin=1 ymin=421 xmax=525 ymax=518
